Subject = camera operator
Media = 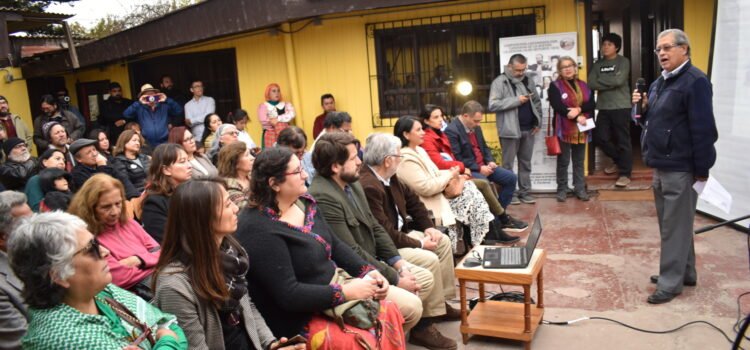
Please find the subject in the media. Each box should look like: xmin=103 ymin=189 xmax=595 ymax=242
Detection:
xmin=55 ymin=88 xmax=86 ymax=133
xmin=123 ymin=84 xmax=183 ymax=147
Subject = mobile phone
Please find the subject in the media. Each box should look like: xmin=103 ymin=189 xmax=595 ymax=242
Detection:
xmin=279 ymin=334 xmax=307 ymax=346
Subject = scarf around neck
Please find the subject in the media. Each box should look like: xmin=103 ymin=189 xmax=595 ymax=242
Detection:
xmin=219 ymin=238 xmax=250 ymax=326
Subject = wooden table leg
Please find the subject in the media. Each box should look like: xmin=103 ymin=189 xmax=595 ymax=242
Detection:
xmin=523 ymin=284 xmax=531 ymax=333
xmin=459 ymin=279 xmax=469 ymax=344
xmin=478 ymin=282 xmax=485 ymax=302
xmin=538 ymin=267 xmax=544 ymax=309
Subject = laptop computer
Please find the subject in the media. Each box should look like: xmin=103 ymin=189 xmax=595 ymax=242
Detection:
xmin=482 ymin=214 xmax=542 ymax=269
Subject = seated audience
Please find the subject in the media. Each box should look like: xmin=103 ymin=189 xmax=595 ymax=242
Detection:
xmin=7 ymin=211 xmax=187 ymax=349
xmin=168 ymin=126 xmax=217 ymax=179
xmin=310 ymin=111 xmax=352 ymax=150
xmin=88 ymin=128 xmax=114 ymax=163
xmin=142 ymin=144 xmax=193 ymax=242
xmin=0 ymin=191 xmax=32 ymax=348
xmin=420 ymin=107 xmax=519 ymax=243
xmin=394 ymin=117 xmax=499 ymax=249
xmin=444 ymin=101 xmax=528 ymax=232
xmin=208 ymin=124 xmax=239 ymax=164
xmin=201 ymin=113 xmax=223 ymax=150
xmin=70 ymin=138 xmax=138 ymax=198
xmin=360 ymin=133 xmax=462 ymax=333
xmin=69 ymin=174 xmax=160 ymax=299
xmin=24 ymin=148 xmax=67 ymax=212
xmin=154 ymin=178 xmax=302 ymax=350
xmin=239 ymin=147 xmax=406 ymax=348
xmin=0 ymin=124 xmax=6 ymax=163
xmin=309 ymin=132 xmax=441 ymax=344
xmin=257 ymin=83 xmax=295 ymax=148
xmin=228 ymin=108 xmax=258 ymax=151
xmin=112 ymin=130 xmax=151 ymax=196
xmin=38 ymin=168 xmax=73 ymax=212
xmin=217 ymin=142 xmax=254 ymax=208
xmin=0 ymin=138 xmax=38 ymax=191
xmin=276 ymin=126 xmax=315 ymax=186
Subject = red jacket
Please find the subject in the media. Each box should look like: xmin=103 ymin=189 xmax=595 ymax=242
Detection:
xmin=422 ymin=127 xmax=465 ymax=173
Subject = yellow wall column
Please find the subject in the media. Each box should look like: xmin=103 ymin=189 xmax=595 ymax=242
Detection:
xmin=282 ymin=22 xmax=304 ymax=130
xmin=1 ymin=67 xmax=36 ymax=155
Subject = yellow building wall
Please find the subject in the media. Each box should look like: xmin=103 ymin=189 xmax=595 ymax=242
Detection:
xmin=684 ymin=0 xmax=715 ymax=73
xmin=0 ymin=67 xmax=35 ymax=154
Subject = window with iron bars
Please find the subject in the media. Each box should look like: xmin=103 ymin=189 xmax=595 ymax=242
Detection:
xmin=366 ymin=7 xmax=545 ymax=128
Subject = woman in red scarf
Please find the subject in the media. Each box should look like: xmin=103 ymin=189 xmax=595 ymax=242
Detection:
xmin=547 ymin=56 xmax=596 ymax=202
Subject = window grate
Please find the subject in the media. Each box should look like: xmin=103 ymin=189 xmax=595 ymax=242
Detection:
xmin=366 ymin=6 xmax=545 ymax=128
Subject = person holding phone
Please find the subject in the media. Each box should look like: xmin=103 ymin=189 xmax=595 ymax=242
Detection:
xmin=123 ymin=84 xmax=183 ymax=147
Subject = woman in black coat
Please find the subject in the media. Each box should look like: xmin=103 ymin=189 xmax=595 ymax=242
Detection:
xmin=112 ymin=130 xmax=151 ymax=197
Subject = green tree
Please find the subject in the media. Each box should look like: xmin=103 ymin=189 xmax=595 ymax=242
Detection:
xmin=0 ymin=0 xmax=78 ymax=13
xmin=75 ymin=0 xmax=202 ymax=39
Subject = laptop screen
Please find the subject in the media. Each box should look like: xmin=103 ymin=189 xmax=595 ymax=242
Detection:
xmin=525 ymin=214 xmax=543 ymax=257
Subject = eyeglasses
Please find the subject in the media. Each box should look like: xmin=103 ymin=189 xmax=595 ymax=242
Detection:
xmin=285 ymin=167 xmax=305 ymax=178
xmin=222 ymin=131 xmax=240 ymax=136
xmin=653 ymin=44 xmax=681 ymax=54
xmin=183 ymin=136 xmax=195 ymax=143
xmin=385 ymin=154 xmax=403 ymax=160
xmin=560 ymin=64 xmax=577 ymax=70
xmin=74 ymin=238 xmax=103 ymax=260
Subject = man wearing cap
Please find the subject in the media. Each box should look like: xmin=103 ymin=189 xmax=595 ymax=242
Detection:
xmin=100 ymin=82 xmax=133 ymax=143
xmin=123 ymin=84 xmax=183 ymax=147
xmin=0 ymin=96 xmax=33 ymax=151
xmin=33 ymin=95 xmax=84 ymax=151
xmin=69 ymin=138 xmax=138 ymax=196
xmin=0 ymin=138 xmax=39 ymax=191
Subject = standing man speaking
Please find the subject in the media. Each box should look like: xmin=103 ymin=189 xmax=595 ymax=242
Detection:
xmin=633 ymin=29 xmax=718 ymax=304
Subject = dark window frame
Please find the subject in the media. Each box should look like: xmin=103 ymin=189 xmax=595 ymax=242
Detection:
xmin=366 ymin=6 xmax=546 ymax=128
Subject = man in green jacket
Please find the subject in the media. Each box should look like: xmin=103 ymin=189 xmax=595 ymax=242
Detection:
xmin=309 ymin=131 xmax=458 ymax=350
xmin=588 ymin=33 xmax=633 ymax=187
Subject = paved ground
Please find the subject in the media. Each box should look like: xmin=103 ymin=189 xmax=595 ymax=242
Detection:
xmin=407 ymin=193 xmax=750 ymax=350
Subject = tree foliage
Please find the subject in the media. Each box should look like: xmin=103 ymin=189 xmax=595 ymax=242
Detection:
xmin=75 ymin=0 xmax=201 ymax=39
xmin=0 ymin=0 xmax=78 ymax=13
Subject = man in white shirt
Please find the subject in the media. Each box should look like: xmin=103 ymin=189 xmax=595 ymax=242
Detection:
xmin=183 ymin=80 xmax=215 ymax=143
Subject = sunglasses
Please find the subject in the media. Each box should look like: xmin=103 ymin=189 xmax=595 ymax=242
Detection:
xmin=74 ymin=238 xmax=103 ymax=260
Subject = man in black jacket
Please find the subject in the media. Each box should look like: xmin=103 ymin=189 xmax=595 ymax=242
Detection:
xmin=100 ymin=82 xmax=133 ymax=143
xmin=70 ymin=139 xmax=138 ymax=197
xmin=0 ymin=138 xmax=38 ymax=191
xmin=633 ymin=29 xmax=718 ymax=304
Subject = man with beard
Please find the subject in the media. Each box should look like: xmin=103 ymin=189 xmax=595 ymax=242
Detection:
xmin=309 ymin=131 xmax=457 ymax=350
xmin=159 ymin=75 xmax=187 ymax=127
xmin=100 ymin=82 xmax=133 ymax=142
xmin=42 ymin=122 xmax=76 ymax=172
xmin=0 ymin=138 xmax=38 ymax=191
xmin=489 ymin=54 xmax=543 ymax=205
xmin=0 ymin=96 xmax=33 ymax=151
xmin=55 ymin=88 xmax=86 ymax=132
xmin=33 ymin=95 xmax=84 ymax=151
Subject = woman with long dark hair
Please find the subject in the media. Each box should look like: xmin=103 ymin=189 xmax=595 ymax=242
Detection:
xmin=141 ymin=143 xmax=192 ymax=242
xmin=153 ymin=178 xmax=302 ymax=350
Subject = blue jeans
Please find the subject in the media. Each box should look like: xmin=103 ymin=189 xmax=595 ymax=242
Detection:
xmin=472 ymin=167 xmax=517 ymax=208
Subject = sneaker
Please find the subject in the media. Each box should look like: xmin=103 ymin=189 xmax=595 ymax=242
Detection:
xmin=575 ymin=190 xmax=590 ymax=201
xmin=501 ymin=215 xmax=528 ymax=232
xmin=518 ymin=193 xmax=536 ymax=204
xmin=510 ymin=195 xmax=521 ymax=205
xmin=604 ymin=164 xmax=618 ymax=175
xmin=615 ymin=176 xmax=631 ymax=188
xmin=409 ymin=323 xmax=458 ymax=350
xmin=556 ymin=191 xmax=567 ymax=202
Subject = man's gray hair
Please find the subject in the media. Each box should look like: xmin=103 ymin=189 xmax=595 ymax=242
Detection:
xmin=8 ymin=212 xmax=85 ymax=283
xmin=658 ymin=28 xmax=691 ymax=56
xmin=363 ymin=133 xmax=402 ymax=166
xmin=0 ymin=191 xmax=27 ymax=236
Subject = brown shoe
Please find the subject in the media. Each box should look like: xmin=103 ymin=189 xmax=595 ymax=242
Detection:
xmin=440 ymin=302 xmax=462 ymax=321
xmin=604 ymin=164 xmax=618 ymax=175
xmin=615 ymin=176 xmax=631 ymax=187
xmin=409 ymin=323 xmax=458 ymax=350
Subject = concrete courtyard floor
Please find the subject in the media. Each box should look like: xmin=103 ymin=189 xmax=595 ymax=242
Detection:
xmin=408 ymin=193 xmax=750 ymax=350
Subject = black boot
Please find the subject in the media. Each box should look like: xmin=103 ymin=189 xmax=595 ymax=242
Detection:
xmin=483 ymin=219 xmax=520 ymax=245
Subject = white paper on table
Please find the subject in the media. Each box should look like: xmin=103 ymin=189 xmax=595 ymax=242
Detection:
xmin=697 ymin=177 xmax=732 ymax=214
xmin=577 ymin=118 xmax=596 ymax=132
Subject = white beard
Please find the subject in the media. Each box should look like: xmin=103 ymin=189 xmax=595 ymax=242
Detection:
xmin=9 ymin=150 xmax=31 ymax=163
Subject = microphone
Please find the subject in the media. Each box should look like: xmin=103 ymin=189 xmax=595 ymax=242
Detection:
xmin=635 ymin=78 xmax=647 ymax=118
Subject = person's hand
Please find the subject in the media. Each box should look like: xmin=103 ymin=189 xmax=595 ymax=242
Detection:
xmin=566 ymin=107 xmax=580 ymax=119
xmin=531 ymin=127 xmax=540 ymax=135
xmin=479 ymin=165 xmax=493 ymax=176
xmin=694 ymin=175 xmax=709 ymax=182
xmin=157 ymin=93 xmax=167 ymax=103
xmin=155 ymin=328 xmax=177 ymax=341
xmin=463 ymin=168 xmax=471 ymax=176
xmin=632 ymin=89 xmax=648 ymax=107
xmin=341 ymin=278 xmax=378 ymax=300
xmin=119 ymin=256 xmax=141 ymax=267
xmin=269 ymin=116 xmax=279 ymax=126
xmin=115 ymin=119 xmax=126 ymax=127
xmin=367 ymin=270 xmax=389 ymax=300
xmin=424 ymin=227 xmax=444 ymax=243
xmin=421 ymin=236 xmax=437 ymax=251
xmin=397 ymin=268 xmax=420 ymax=294
xmin=577 ymin=115 xmax=587 ymax=126
xmin=270 ymin=338 xmax=307 ymax=350
xmin=96 ymin=153 xmax=108 ymax=166
xmin=488 ymin=162 xmax=498 ymax=169
xmin=518 ymin=95 xmax=530 ymax=104
xmin=449 ymin=166 xmax=461 ymax=178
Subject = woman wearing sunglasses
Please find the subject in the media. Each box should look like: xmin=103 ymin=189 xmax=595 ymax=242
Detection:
xmin=153 ymin=178 xmax=303 ymax=350
xmin=7 ymin=211 xmax=187 ymax=349
xmin=69 ymin=173 xmax=160 ymax=300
